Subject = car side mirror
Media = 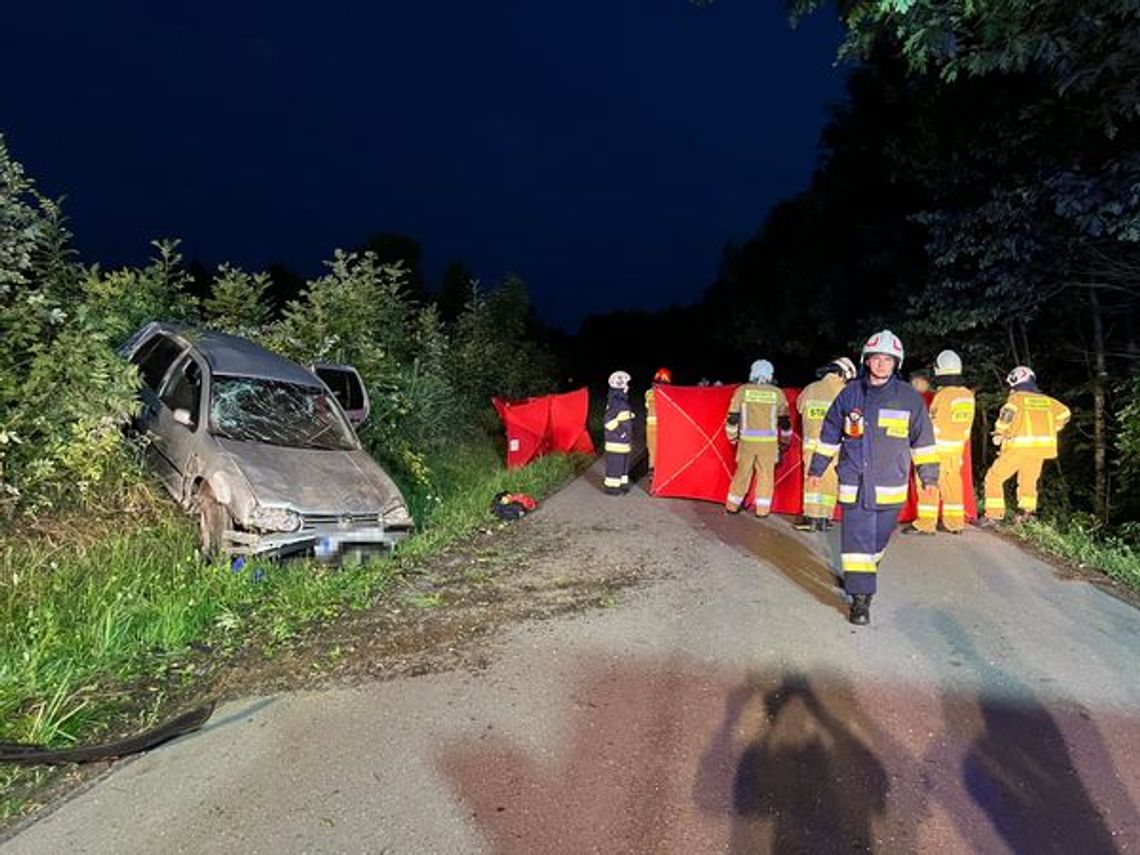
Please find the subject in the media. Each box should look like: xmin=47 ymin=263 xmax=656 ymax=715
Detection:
xmin=173 ymin=408 xmax=193 ymax=427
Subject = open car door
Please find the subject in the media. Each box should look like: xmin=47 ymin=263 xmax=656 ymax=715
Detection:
xmin=311 ymin=363 xmax=370 ymax=428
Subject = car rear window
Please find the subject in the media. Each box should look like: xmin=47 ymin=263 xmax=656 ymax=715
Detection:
xmin=132 ymin=335 xmax=185 ymax=391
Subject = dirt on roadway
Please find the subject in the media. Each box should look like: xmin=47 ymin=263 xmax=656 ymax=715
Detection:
xmin=5 ymin=457 xmax=1140 ymax=854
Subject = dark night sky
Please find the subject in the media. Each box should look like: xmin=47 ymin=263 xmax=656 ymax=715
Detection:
xmin=2 ymin=2 xmax=845 ymax=330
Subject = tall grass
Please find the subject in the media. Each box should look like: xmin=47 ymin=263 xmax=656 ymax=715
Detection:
xmin=0 ymin=441 xmax=586 ymax=759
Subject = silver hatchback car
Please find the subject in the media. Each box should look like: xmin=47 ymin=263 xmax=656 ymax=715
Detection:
xmin=119 ymin=322 xmax=414 ymax=561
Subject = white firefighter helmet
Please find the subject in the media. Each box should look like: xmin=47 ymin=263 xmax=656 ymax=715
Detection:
xmin=861 ymin=329 xmax=905 ymax=369
xmin=831 ymin=356 xmax=857 ymax=381
xmin=934 ymin=349 xmax=962 ymax=376
xmin=608 ymin=370 xmax=631 ymax=391
xmin=749 ymin=359 xmax=774 ymax=383
xmin=1006 ymin=365 xmax=1036 ymax=387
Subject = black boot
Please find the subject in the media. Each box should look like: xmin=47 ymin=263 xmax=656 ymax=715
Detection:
xmin=793 ymin=516 xmax=815 ymax=531
xmin=849 ymin=594 xmax=872 ymax=625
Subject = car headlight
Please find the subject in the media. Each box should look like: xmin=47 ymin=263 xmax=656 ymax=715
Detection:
xmin=381 ymin=502 xmax=413 ymax=529
xmin=248 ymin=506 xmax=302 ymax=533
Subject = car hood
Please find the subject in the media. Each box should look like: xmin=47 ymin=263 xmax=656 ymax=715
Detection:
xmin=217 ymin=438 xmax=405 ymax=514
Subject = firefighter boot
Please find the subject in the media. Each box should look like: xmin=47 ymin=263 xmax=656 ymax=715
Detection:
xmin=849 ymin=594 xmax=872 ymax=626
xmin=793 ymin=517 xmax=815 ymax=531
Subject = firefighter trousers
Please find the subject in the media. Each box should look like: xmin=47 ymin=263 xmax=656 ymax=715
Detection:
xmin=801 ymin=448 xmax=837 ymax=520
xmin=912 ymin=450 xmax=965 ymax=533
xmin=840 ymin=503 xmax=901 ymax=595
xmin=726 ymin=443 xmax=777 ymax=516
xmin=646 ymin=422 xmax=658 ymax=470
xmin=604 ymin=450 xmax=630 ymax=492
xmin=984 ymin=450 xmax=1044 ymax=518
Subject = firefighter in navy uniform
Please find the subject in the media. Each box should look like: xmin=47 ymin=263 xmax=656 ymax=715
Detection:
xmin=645 ymin=366 xmax=672 ymax=471
xmin=603 ymin=370 xmax=634 ymax=495
xmin=806 ymin=330 xmax=939 ymax=625
xmin=725 ymin=359 xmax=792 ymax=517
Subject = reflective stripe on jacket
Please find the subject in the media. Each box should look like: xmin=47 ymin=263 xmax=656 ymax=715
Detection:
xmin=727 ymin=383 xmax=789 ymax=443
xmin=604 ymin=389 xmax=633 ymax=453
xmin=930 ymin=385 xmax=975 ymax=453
xmin=808 ymin=375 xmax=938 ymax=510
xmin=993 ymin=389 xmax=1070 ymax=459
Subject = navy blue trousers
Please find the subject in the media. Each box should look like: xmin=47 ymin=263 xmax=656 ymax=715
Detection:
xmin=839 ymin=504 xmax=901 ymax=595
xmin=604 ymin=451 xmax=629 ymax=491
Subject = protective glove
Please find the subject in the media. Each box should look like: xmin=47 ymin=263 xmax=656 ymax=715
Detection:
xmin=726 ymin=425 xmax=739 ymax=444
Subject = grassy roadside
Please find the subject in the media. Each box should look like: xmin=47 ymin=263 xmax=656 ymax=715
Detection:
xmin=1004 ymin=515 xmax=1140 ymax=592
xmin=0 ymin=439 xmax=589 ymax=820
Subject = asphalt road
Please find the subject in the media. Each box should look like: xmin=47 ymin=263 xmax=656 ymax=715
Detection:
xmin=6 ymin=460 xmax=1140 ymax=854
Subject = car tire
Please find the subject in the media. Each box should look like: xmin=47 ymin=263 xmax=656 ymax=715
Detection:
xmin=196 ymin=485 xmax=231 ymax=560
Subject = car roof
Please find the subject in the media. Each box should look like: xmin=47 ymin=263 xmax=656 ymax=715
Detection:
xmin=145 ymin=322 xmax=324 ymax=387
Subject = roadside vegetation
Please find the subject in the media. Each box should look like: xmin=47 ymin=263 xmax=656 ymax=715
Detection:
xmin=0 ymin=136 xmax=585 ymax=817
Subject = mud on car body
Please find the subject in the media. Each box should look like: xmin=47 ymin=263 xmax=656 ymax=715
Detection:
xmin=118 ymin=322 xmax=414 ymax=561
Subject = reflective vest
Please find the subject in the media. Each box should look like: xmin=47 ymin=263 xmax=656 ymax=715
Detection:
xmin=994 ymin=390 xmax=1070 ymax=459
xmin=645 ymin=388 xmax=656 ymax=426
xmin=809 ymin=375 xmax=938 ymax=510
xmin=797 ymin=374 xmax=846 ymax=453
xmin=930 ymin=385 xmax=975 ymax=453
xmin=727 ymin=383 xmax=789 ymax=444
xmin=604 ymin=389 xmax=633 ymax=454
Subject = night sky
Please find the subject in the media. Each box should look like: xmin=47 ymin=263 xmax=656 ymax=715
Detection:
xmin=2 ymin=2 xmax=845 ymax=330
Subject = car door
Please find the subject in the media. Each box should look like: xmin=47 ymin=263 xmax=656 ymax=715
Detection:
xmin=126 ymin=333 xmax=187 ymax=486
xmin=311 ymin=364 xmax=370 ymax=428
xmin=152 ymin=353 xmax=206 ymax=499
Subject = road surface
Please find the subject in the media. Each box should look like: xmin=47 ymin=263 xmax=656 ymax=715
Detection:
xmin=5 ymin=460 xmax=1140 ymax=853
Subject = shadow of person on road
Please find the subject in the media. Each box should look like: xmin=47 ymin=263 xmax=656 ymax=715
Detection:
xmin=918 ymin=610 xmax=1129 ymax=854
xmin=696 ymin=671 xmax=889 ymax=853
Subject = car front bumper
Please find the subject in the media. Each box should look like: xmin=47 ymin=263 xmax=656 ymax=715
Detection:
xmin=226 ymin=525 xmax=412 ymax=561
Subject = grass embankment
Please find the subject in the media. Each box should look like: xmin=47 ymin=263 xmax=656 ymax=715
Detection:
xmin=1007 ymin=515 xmax=1140 ymax=592
xmin=0 ymin=440 xmax=587 ymax=819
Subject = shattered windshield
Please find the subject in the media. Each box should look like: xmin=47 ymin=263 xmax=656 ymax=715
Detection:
xmin=209 ymin=376 xmax=357 ymax=450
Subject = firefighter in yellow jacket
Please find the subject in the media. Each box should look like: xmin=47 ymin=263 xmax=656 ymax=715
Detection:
xmin=982 ymin=366 xmax=1070 ymax=524
xmin=794 ymin=356 xmax=857 ymax=532
xmin=911 ymin=350 xmax=975 ymax=534
xmin=725 ymin=359 xmax=791 ymax=516
xmin=645 ymin=367 xmax=672 ymax=471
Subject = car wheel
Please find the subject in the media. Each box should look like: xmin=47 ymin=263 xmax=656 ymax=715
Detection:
xmin=196 ymin=486 xmax=231 ymax=560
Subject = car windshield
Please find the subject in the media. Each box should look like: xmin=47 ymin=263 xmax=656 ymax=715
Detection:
xmin=209 ymin=376 xmax=357 ymax=451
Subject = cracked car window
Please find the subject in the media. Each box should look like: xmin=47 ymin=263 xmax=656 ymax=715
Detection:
xmin=209 ymin=376 xmax=357 ymax=450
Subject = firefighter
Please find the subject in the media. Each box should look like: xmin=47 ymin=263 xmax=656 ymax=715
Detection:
xmin=806 ymin=330 xmax=939 ymax=625
xmin=645 ymin=367 xmax=672 ymax=471
xmin=603 ymin=370 xmax=634 ymax=495
xmin=981 ymin=366 xmax=1070 ymax=524
xmin=910 ymin=350 xmax=975 ymax=534
xmin=794 ymin=356 xmax=857 ymax=532
xmin=725 ymin=359 xmax=792 ymax=517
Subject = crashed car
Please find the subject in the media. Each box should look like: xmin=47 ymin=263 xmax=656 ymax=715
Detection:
xmin=118 ymin=322 xmax=414 ymax=561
